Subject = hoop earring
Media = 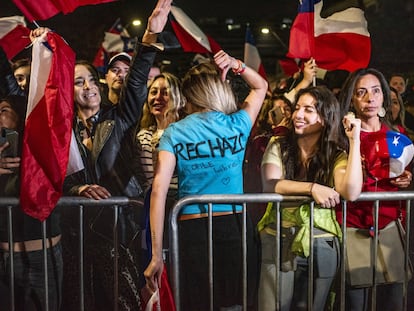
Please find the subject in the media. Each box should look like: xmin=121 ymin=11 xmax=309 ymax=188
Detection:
xmin=378 ymin=106 xmax=386 ymax=118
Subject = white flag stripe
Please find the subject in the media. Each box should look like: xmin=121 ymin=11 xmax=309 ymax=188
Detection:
xmin=244 ymin=43 xmax=261 ymax=72
xmin=102 ymin=32 xmax=125 ymax=52
xmin=314 ymin=3 xmax=369 ymax=37
xmin=170 ymin=5 xmax=211 ymax=52
xmin=26 ymin=31 xmax=52 ymax=118
xmin=0 ymin=16 xmax=26 ymax=37
xmin=66 ymin=130 xmax=84 ymax=175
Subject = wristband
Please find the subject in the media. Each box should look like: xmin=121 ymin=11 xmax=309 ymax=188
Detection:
xmin=145 ymin=28 xmax=160 ymax=35
xmin=232 ymin=59 xmax=246 ymax=75
xmin=309 ymin=182 xmax=315 ymax=196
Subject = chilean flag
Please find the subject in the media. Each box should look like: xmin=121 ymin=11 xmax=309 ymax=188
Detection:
xmin=364 ymin=131 xmax=414 ymax=180
xmin=20 ymin=31 xmax=75 ymax=221
xmin=12 ymin=0 xmax=118 ymax=22
xmin=93 ymin=18 xmax=134 ymax=73
xmin=287 ymin=0 xmax=371 ymax=72
xmin=0 ymin=16 xmax=31 ymax=60
xmin=169 ymin=5 xmax=221 ymax=54
xmin=244 ymin=26 xmax=267 ymax=80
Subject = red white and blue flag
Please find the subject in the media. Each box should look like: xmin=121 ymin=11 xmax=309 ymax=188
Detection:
xmin=20 ymin=31 xmax=75 ymax=221
xmin=93 ymin=18 xmax=135 ymax=73
xmin=244 ymin=26 xmax=267 ymax=80
xmin=169 ymin=5 xmax=221 ymax=55
xmin=0 ymin=16 xmax=30 ymax=60
xmin=287 ymin=0 xmax=371 ymax=72
xmin=364 ymin=131 xmax=414 ymax=179
xmin=12 ymin=0 xmax=118 ymax=22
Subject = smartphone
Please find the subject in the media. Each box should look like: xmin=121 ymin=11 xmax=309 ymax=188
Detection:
xmin=0 ymin=128 xmax=19 ymax=158
xmin=271 ymin=106 xmax=284 ymax=126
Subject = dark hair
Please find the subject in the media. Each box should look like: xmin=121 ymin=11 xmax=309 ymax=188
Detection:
xmin=0 ymin=95 xmax=27 ymax=153
xmin=75 ymin=60 xmax=101 ymax=83
xmin=0 ymin=95 xmax=27 ymax=131
xmin=281 ymin=85 xmax=346 ymax=185
xmin=339 ymin=68 xmax=394 ymax=129
xmin=11 ymin=58 xmax=31 ymax=72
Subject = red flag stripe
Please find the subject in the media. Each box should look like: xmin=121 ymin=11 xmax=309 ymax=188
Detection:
xmin=12 ymin=0 xmax=117 ymax=22
xmin=169 ymin=5 xmax=222 ymax=55
xmin=0 ymin=24 xmax=31 ymax=60
xmin=20 ymin=32 xmax=75 ymax=221
xmin=287 ymin=0 xmax=370 ymax=72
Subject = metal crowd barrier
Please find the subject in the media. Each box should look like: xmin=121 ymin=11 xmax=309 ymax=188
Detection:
xmin=1 ymin=193 xmax=413 ymax=311
xmin=0 ymin=196 xmax=143 ymax=311
xmin=168 ymin=192 xmax=414 ymax=311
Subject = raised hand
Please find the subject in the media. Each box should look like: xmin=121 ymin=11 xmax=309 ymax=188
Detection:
xmin=213 ymin=50 xmax=237 ymax=82
xmin=146 ymin=0 xmax=172 ymax=34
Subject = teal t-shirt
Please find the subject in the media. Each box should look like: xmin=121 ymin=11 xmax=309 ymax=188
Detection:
xmin=159 ymin=110 xmax=252 ymax=215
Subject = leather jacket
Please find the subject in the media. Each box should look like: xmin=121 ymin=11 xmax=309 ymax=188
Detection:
xmin=64 ymin=42 xmax=158 ymax=198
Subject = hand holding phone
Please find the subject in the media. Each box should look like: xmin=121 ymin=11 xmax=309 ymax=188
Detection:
xmin=0 ymin=128 xmax=19 ymax=158
xmin=0 ymin=128 xmax=20 ymax=173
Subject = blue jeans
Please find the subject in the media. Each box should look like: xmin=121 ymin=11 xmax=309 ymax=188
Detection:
xmin=259 ymin=229 xmax=340 ymax=311
xmin=0 ymin=242 xmax=63 ymax=311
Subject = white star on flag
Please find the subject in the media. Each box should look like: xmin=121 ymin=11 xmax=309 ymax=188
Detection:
xmin=392 ymin=135 xmax=400 ymax=146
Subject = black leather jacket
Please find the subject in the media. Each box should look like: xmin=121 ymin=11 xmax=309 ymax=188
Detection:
xmin=64 ymin=42 xmax=158 ymax=198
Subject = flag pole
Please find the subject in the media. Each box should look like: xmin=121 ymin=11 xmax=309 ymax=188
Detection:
xmin=312 ymin=58 xmax=316 ymax=86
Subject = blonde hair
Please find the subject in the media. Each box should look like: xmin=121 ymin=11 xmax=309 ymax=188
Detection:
xmin=140 ymin=72 xmax=185 ymax=129
xmin=182 ymin=62 xmax=237 ymax=114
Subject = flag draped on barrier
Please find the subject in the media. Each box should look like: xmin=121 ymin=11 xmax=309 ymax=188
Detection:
xmin=20 ymin=31 xmax=75 ymax=221
xmin=287 ymin=0 xmax=371 ymax=71
xmin=0 ymin=16 xmax=30 ymax=60
xmin=13 ymin=0 xmax=118 ymax=22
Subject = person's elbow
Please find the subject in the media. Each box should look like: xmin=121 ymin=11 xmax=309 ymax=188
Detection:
xmin=341 ymin=186 xmax=362 ymax=202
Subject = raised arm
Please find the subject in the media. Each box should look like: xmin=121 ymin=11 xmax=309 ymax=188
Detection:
xmin=121 ymin=0 xmax=172 ymax=125
xmin=214 ymin=50 xmax=268 ymax=123
xmin=142 ymin=0 xmax=172 ymax=44
xmin=284 ymin=58 xmax=317 ymax=103
xmin=334 ymin=113 xmax=363 ymax=201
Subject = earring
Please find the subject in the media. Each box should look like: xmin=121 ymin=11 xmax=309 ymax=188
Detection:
xmin=378 ymin=106 xmax=386 ymax=118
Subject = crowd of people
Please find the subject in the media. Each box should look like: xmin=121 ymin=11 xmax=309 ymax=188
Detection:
xmin=0 ymin=0 xmax=414 ymax=310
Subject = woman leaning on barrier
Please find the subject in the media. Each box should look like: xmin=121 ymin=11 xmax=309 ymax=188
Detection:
xmin=144 ymin=50 xmax=268 ymax=310
xmin=60 ymin=1 xmax=173 ymax=310
xmin=337 ymin=68 xmax=414 ymax=311
xmin=258 ymin=86 xmax=363 ymax=311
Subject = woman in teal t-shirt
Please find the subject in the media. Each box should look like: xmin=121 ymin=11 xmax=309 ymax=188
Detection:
xmin=144 ymin=50 xmax=268 ymax=310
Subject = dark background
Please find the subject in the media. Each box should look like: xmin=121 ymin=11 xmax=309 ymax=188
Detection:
xmin=3 ymin=0 xmax=414 ymax=83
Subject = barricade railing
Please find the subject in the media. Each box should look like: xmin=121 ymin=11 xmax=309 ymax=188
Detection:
xmin=0 ymin=196 xmax=143 ymax=311
xmin=1 ymin=192 xmax=413 ymax=311
xmin=168 ymin=192 xmax=414 ymax=311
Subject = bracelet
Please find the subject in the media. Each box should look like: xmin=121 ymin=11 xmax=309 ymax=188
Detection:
xmin=309 ymin=182 xmax=315 ymax=196
xmin=145 ymin=28 xmax=160 ymax=35
xmin=232 ymin=59 xmax=246 ymax=75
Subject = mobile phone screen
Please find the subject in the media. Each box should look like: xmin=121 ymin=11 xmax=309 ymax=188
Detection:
xmin=272 ymin=106 xmax=284 ymax=126
xmin=0 ymin=128 xmax=19 ymax=158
